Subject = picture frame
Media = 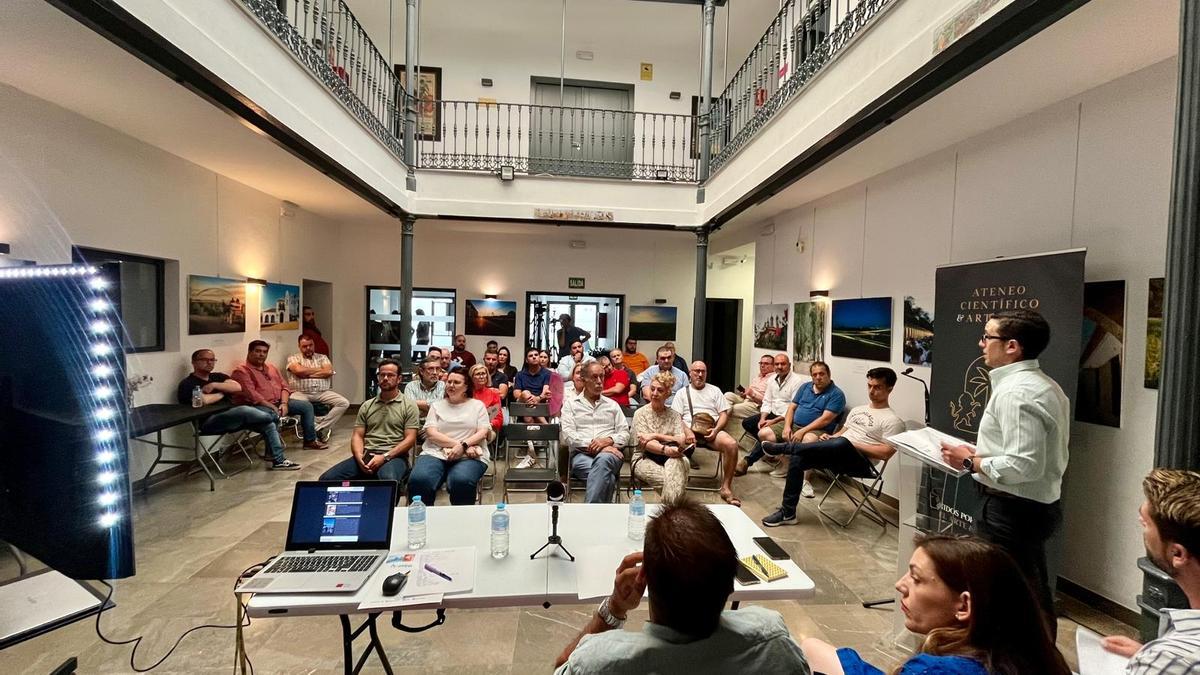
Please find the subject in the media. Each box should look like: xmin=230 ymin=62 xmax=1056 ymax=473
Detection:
xmin=395 ymin=65 xmax=443 ymax=142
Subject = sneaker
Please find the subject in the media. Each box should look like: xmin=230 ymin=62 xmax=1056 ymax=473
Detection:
xmin=270 ymin=459 xmax=301 ymax=471
xmin=770 ymin=463 xmax=790 ymax=479
xmin=762 ymin=441 xmax=785 ymax=457
xmin=762 ymin=455 xmax=781 ymax=466
xmin=800 ymin=480 xmax=815 ymax=498
xmin=734 ymin=458 xmax=749 ymax=477
xmin=303 ymin=440 xmax=330 ymax=450
xmin=515 ymin=455 xmax=538 ymax=469
xmin=688 ymin=456 xmax=701 ymax=470
xmin=762 ymin=509 xmax=797 ymax=527
xmin=318 ymin=427 xmax=333 ymax=443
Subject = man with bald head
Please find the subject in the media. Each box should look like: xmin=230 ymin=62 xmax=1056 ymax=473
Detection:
xmin=671 ymin=361 xmax=741 ymax=507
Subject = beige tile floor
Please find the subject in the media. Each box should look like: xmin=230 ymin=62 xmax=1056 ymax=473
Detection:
xmin=0 ymin=418 xmax=1135 ymax=673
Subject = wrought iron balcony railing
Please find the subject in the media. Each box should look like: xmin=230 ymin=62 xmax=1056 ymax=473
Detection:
xmin=708 ymin=0 xmax=895 ymax=174
xmin=414 ymin=100 xmax=699 ymax=182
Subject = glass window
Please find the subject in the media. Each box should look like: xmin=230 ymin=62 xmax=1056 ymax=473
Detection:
xmin=365 ymin=286 xmax=455 ymax=398
xmin=72 ymin=247 xmax=165 ymax=353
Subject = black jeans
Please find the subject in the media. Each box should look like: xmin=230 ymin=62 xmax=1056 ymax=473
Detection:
xmin=977 ymin=488 xmax=1062 ymax=634
xmin=778 ymin=437 xmax=874 ymax=512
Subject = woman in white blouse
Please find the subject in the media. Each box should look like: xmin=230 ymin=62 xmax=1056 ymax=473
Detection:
xmin=408 ymin=370 xmax=491 ymax=505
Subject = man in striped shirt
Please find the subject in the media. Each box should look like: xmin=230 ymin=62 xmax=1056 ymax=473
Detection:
xmin=286 ymin=335 xmax=349 ymax=442
xmin=1102 ymin=469 xmax=1200 ymax=673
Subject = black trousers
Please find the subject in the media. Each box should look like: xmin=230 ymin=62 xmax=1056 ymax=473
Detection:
xmin=977 ymin=488 xmax=1062 ymax=634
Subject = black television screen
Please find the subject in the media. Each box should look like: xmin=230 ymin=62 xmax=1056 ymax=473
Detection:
xmin=0 ymin=264 xmax=135 ymax=579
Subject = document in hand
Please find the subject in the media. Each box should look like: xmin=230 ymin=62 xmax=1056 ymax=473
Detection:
xmin=408 ymin=547 xmax=477 ymax=596
xmin=1075 ymin=626 xmax=1130 ymax=674
xmin=885 ymin=427 xmax=971 ymax=477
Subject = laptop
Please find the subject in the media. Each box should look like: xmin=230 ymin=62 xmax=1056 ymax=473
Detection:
xmin=239 ymin=480 xmax=397 ymax=594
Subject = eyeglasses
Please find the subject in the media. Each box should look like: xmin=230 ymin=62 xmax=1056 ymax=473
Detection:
xmin=981 ymin=334 xmax=1010 ymax=342
xmin=195 ymin=358 xmax=217 ymax=363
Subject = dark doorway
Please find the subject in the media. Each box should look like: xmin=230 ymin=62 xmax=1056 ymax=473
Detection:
xmin=704 ymin=298 xmax=741 ymax=393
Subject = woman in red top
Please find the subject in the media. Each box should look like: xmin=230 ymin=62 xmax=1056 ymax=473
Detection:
xmin=468 ymin=364 xmax=504 ymax=438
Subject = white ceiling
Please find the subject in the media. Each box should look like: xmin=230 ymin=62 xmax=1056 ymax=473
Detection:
xmin=0 ymin=0 xmax=384 ymax=222
xmin=715 ymin=0 xmax=1181 ymax=238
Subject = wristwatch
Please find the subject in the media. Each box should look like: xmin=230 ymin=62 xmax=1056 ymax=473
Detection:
xmin=962 ymin=456 xmax=975 ymax=473
xmin=597 ymin=597 xmax=626 ymax=629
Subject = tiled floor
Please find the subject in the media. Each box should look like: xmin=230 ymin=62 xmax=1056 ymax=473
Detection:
xmin=0 ymin=418 xmax=1135 ymax=673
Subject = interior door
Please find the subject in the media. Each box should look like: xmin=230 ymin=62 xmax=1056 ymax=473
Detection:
xmin=529 ymin=81 xmax=633 ymax=178
xmin=704 ymin=298 xmax=740 ymax=393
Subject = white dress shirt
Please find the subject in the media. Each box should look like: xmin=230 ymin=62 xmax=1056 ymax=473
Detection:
xmin=973 ymin=359 xmax=1070 ymax=504
xmin=560 ymin=394 xmax=629 ymax=449
xmin=1126 ymin=608 xmax=1200 ymax=675
xmin=761 ymin=371 xmax=804 ymax=418
xmin=556 ymin=355 xmax=594 ymax=381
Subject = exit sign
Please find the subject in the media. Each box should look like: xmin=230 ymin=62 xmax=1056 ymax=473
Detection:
xmin=568 ymin=277 xmax=585 ymax=289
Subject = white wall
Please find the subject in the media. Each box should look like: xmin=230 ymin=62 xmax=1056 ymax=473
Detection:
xmin=710 ymin=57 xmax=1175 ymax=612
xmin=706 ymin=242 xmax=756 ymax=387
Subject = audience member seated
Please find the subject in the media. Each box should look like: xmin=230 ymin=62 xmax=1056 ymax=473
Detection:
xmin=557 ymin=313 xmax=592 ymax=356
xmin=735 ymin=354 xmax=803 ymax=475
xmin=1101 ymin=468 xmax=1200 ymax=673
xmin=723 ymin=354 xmax=773 ymax=431
xmin=483 ymin=347 xmax=510 ymax=400
xmin=632 ymin=372 xmax=689 ymax=502
xmin=743 ymin=360 xmax=841 ymax=490
xmin=408 ymin=370 xmax=490 ymax=505
xmin=561 ymin=362 xmax=630 ymax=503
xmin=554 ymin=498 xmax=810 ymax=674
xmin=599 ymin=355 xmax=631 ymax=406
xmin=436 ymin=345 xmax=461 ymax=375
xmin=761 ymin=368 xmax=904 ymax=527
xmin=286 ymin=335 xmax=350 ymax=442
xmin=318 ymin=359 xmax=417 ymax=487
xmin=562 ymin=363 xmax=585 ymax=401
xmin=426 ymin=346 xmax=446 ymax=380
xmin=664 ymin=341 xmax=689 ymax=373
xmin=301 ymin=305 xmax=331 ymax=357
xmin=609 ymin=348 xmax=642 ymax=405
xmin=513 ymin=347 xmax=554 ymax=468
xmin=468 ymin=364 xmax=504 ymax=439
xmin=802 ymin=534 xmax=1069 ymax=675
xmin=176 ymin=349 xmax=298 ymax=470
xmin=539 ymin=349 xmax=552 ymax=369
xmin=639 ymin=347 xmax=688 ymax=405
xmin=622 ymin=337 xmax=651 ymax=376
xmin=497 ymin=346 xmax=519 ymax=382
xmin=450 ymin=333 xmax=476 ymax=370
xmin=403 ymin=357 xmax=445 ymax=431
xmin=672 ymin=361 xmax=741 ymax=507
xmin=232 ymin=340 xmax=328 ymax=450
xmin=556 ymin=339 xmax=593 ymax=380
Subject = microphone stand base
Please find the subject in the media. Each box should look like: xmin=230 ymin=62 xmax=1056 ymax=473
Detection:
xmin=530 ymin=536 xmax=574 ymax=561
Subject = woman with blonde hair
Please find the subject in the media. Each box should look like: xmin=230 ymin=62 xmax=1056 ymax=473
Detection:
xmin=802 ymin=534 xmax=1069 ymax=675
xmin=631 ymin=371 xmax=690 ymax=501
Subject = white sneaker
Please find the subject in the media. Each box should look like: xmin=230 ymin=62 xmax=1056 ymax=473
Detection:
xmin=515 ymin=455 xmax=538 ymax=469
xmin=800 ymin=480 xmax=815 ymax=498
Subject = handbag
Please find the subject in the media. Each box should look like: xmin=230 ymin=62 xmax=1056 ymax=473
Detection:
xmin=686 ymin=386 xmax=717 ymax=436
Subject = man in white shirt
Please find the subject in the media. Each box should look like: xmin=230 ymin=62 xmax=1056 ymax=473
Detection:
xmin=762 ymin=367 xmax=905 ymax=527
xmin=940 ymin=309 xmax=1069 ymax=629
xmin=1102 ymin=469 xmax=1200 ymax=674
xmin=672 ymin=361 xmax=741 ymax=507
xmin=286 ymin=335 xmax=350 ymax=442
xmin=556 ymin=339 xmax=593 ymax=381
xmin=561 ymin=362 xmax=630 ymax=503
xmin=735 ymin=354 xmax=806 ymax=476
xmin=723 ymin=354 xmax=774 ymax=427
xmin=640 ymin=347 xmax=688 ymax=405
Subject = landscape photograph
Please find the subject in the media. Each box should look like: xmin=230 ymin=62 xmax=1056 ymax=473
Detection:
xmin=831 ymin=297 xmax=892 ymax=362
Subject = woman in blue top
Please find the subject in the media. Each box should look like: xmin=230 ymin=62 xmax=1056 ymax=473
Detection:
xmin=803 ymin=534 xmax=1069 ymax=675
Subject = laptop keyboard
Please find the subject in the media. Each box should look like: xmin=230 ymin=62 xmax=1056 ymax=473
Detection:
xmin=267 ymin=554 xmax=378 ymax=574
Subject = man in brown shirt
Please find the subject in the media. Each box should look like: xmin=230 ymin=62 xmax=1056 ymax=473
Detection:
xmin=231 ymin=340 xmax=328 ymax=449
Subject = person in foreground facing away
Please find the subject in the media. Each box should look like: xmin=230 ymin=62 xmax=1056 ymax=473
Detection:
xmin=801 ymin=534 xmax=1070 ymax=675
xmin=1102 ymin=468 xmax=1200 ymax=674
xmin=553 ymin=497 xmax=811 ymax=674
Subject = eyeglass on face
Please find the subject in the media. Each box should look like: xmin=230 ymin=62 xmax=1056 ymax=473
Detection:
xmin=981 ymin=334 xmax=1009 ymax=342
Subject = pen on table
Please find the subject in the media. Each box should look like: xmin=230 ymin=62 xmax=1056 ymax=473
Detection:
xmin=424 ymin=563 xmax=453 ymax=582
xmin=752 ymin=555 xmax=770 ymax=577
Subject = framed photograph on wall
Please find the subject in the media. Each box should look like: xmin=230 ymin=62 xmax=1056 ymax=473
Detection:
xmin=831 ymin=297 xmax=892 ymax=362
xmin=188 ymin=275 xmax=246 ymax=335
xmin=629 ymin=305 xmax=677 ymax=341
xmin=260 ymin=282 xmax=301 ymax=331
xmin=465 ymin=299 xmax=517 ymax=336
xmin=395 ymin=65 xmax=443 ymax=141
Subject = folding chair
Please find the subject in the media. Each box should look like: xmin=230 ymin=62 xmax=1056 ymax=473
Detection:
xmin=817 ymin=454 xmax=892 ymax=528
xmin=501 ymin=422 xmax=561 ymax=501
xmin=561 ymin=443 xmax=630 ymax=503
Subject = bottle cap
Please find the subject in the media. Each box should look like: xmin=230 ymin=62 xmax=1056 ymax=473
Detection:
xmin=412 ymin=495 xmax=422 ymax=503
xmin=497 ymin=503 xmax=506 ymax=510
xmin=633 ymin=489 xmax=642 ymax=496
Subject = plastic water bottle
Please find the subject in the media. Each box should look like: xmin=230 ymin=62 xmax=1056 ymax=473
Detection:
xmin=628 ymin=490 xmax=645 ymax=541
xmin=490 ymin=503 xmax=510 ymax=559
xmin=408 ymin=496 xmax=427 ymax=549
xmin=191 ymin=386 xmax=203 ymax=408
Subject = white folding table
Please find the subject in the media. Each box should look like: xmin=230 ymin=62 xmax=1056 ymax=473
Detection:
xmin=245 ymin=503 xmax=815 ymax=674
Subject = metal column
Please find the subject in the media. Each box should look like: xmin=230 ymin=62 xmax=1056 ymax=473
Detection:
xmin=692 ymin=228 xmax=709 ymax=362
xmin=1155 ymin=0 xmax=1200 ymax=471
xmin=403 ymin=0 xmax=418 ymax=190
xmin=400 ymin=214 xmax=415 ymax=372
xmin=697 ymin=0 xmax=716 ymax=185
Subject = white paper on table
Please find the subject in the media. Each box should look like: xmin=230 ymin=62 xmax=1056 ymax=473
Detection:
xmin=358 ymin=593 xmax=443 ymax=612
xmin=407 ymin=547 xmax=476 ymax=596
xmin=886 ymin=427 xmax=971 ymax=476
xmin=575 ymin=544 xmax=645 ymax=600
xmin=1075 ymin=626 xmax=1131 ymax=675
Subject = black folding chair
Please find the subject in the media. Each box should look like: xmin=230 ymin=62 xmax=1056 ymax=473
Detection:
xmin=502 ymin=422 xmax=561 ymax=501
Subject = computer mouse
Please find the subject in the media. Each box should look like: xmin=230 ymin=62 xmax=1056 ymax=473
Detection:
xmin=382 ymin=571 xmax=408 ymax=597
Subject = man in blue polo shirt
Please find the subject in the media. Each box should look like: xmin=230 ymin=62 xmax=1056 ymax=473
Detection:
xmin=780 ymin=361 xmax=845 ymax=497
xmin=639 ymin=346 xmax=688 ymax=405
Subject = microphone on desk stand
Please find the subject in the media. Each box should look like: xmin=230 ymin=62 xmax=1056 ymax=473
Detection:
xmin=531 ymin=480 xmax=574 ymax=563
xmin=901 ymin=367 xmax=931 ymax=427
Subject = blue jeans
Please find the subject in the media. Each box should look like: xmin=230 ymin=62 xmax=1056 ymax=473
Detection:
xmin=569 ymin=450 xmax=623 ymax=503
xmin=279 ymin=398 xmax=317 ymax=441
xmin=320 ymin=454 xmax=409 ymax=492
xmin=407 ymin=455 xmax=486 ymax=505
xmin=199 ymin=405 xmax=286 ymax=464
xmin=778 ymin=437 xmax=873 ymax=513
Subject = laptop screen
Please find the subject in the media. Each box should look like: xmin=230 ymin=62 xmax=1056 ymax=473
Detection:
xmin=285 ymin=481 xmax=397 ymax=550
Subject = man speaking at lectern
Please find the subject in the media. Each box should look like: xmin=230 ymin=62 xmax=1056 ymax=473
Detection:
xmin=940 ymin=309 xmax=1069 ymax=632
